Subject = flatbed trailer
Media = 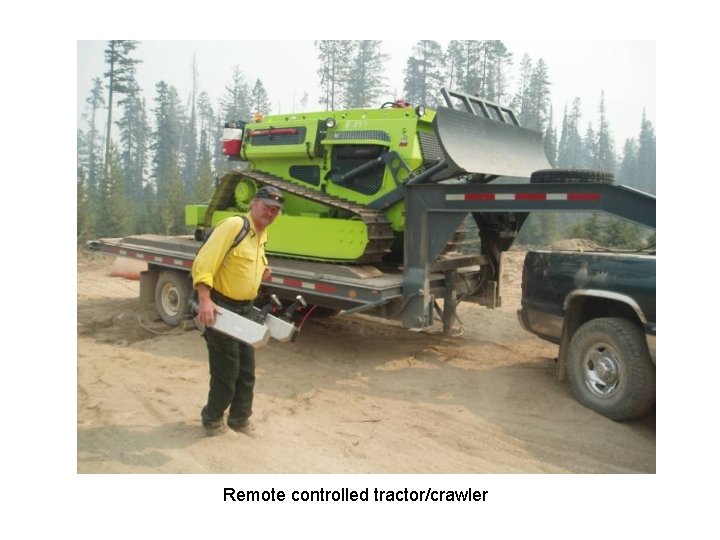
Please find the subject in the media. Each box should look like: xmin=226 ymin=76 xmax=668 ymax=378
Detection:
xmin=87 ymin=180 xmax=656 ymax=333
xmin=87 ymin=232 xmax=489 ymax=330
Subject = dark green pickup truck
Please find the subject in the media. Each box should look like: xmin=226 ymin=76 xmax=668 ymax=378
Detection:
xmin=518 ymin=249 xmax=656 ymax=420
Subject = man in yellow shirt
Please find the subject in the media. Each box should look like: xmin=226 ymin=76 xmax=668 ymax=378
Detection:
xmin=191 ymin=185 xmax=284 ymax=435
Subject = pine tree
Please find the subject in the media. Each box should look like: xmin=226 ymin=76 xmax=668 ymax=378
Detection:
xmin=196 ymin=91 xmax=225 ymax=179
xmin=559 ymin=98 xmax=584 ymax=167
xmin=220 ymin=66 xmax=252 ymax=122
xmin=103 ymin=40 xmax=141 ymax=171
xmin=217 ymin=68 xmax=251 ymax=174
xmin=96 ymin=142 xmax=131 ymax=237
xmin=475 ymin=40 xmax=512 ymax=103
xmin=445 ymin=40 xmax=513 ymax=105
xmin=557 ymin=106 xmax=569 ymax=166
xmin=520 ymin=58 xmax=551 ymax=132
xmin=489 ymin=41 xmax=514 ymax=105
xmin=445 ymin=40 xmax=483 ymax=96
xmin=158 ymin=157 xmax=186 ymax=235
xmin=136 ymin=183 xmax=162 ymax=234
xmin=181 ymin=55 xmax=199 ymax=197
xmin=151 ymin=81 xmax=185 ymax=204
xmin=637 ymin=110 xmax=656 ymax=194
xmin=511 ymin=54 xmax=533 ymax=120
xmin=445 ymin=41 xmax=463 ymax=89
xmin=462 ymin=41 xmax=483 ymax=95
xmin=117 ymin=82 xmax=149 ymax=204
xmin=81 ymin=77 xmax=105 ymax=197
xmin=582 ymin=124 xmax=597 ymax=169
xmin=344 ymin=40 xmax=388 ymax=109
xmin=315 ymin=40 xmax=354 ymax=110
xmin=194 ymin=90 xmax=217 ymax=204
xmin=595 ymin=91 xmax=616 ymax=173
xmin=213 ymin=110 xmax=229 ymax=176
xmin=193 ymin=143 xmax=216 ymax=204
xmin=77 ymin=165 xmax=95 ymax=242
xmin=403 ymin=40 xmax=445 ymax=107
xmin=618 ymin=138 xmax=639 ymax=188
xmin=250 ymin=78 xmax=272 ymax=116
xmin=544 ymin=105 xmax=558 ymax=167
xmin=196 ymin=91 xmax=216 ymax=170
xmin=77 ymin=128 xmax=86 ymax=167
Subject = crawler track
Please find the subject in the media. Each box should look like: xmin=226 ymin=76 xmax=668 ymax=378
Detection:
xmin=205 ymin=169 xmax=395 ymax=264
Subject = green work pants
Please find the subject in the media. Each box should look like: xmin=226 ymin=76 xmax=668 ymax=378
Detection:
xmin=201 ymin=303 xmax=255 ymax=424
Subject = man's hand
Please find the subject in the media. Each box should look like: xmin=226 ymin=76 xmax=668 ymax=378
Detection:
xmin=263 ymin=266 xmax=272 ymax=281
xmin=196 ymin=284 xmax=218 ymax=326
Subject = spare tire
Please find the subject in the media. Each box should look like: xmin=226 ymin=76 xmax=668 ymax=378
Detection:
xmin=530 ymin=168 xmax=615 ymax=185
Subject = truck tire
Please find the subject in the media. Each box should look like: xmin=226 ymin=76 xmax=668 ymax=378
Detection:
xmin=567 ymin=317 xmax=655 ymax=421
xmin=530 ymin=168 xmax=615 ymax=185
xmin=155 ymin=270 xmax=192 ymax=326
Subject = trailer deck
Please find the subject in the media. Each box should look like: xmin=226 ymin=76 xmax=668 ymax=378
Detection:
xmin=87 ymin=234 xmax=487 ymax=323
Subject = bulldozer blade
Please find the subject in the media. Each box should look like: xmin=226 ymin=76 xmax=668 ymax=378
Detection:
xmin=430 ymin=106 xmax=550 ymax=181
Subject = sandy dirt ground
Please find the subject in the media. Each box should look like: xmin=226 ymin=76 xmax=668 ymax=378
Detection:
xmin=77 ymin=248 xmax=655 ymax=474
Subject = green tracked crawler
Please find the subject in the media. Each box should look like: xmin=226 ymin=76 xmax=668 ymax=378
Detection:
xmin=185 ymin=88 xmax=550 ymax=264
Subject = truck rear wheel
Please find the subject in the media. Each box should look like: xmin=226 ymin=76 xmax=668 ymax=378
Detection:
xmin=530 ymin=168 xmax=614 ymax=184
xmin=155 ymin=270 xmax=192 ymax=326
xmin=567 ymin=317 xmax=655 ymax=421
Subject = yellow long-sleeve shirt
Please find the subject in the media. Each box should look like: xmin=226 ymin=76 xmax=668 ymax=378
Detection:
xmin=191 ymin=214 xmax=268 ymax=301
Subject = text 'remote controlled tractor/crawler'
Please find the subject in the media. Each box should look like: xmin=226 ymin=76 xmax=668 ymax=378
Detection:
xmin=185 ymin=88 xmax=550 ymax=264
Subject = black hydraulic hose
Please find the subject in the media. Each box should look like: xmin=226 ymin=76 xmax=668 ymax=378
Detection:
xmin=367 ymin=160 xmax=451 ymax=211
xmin=332 ymin=157 xmax=384 ymax=184
xmin=405 ymin=160 xmax=449 ymax=186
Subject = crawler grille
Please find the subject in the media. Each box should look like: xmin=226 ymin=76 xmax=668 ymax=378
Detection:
xmin=418 ymin=132 xmax=444 ymax=164
xmin=329 ymin=130 xmax=390 ymax=143
xmin=289 ymin=165 xmax=321 ymax=186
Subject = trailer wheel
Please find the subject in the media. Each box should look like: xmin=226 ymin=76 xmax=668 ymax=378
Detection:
xmin=530 ymin=168 xmax=615 ymax=185
xmin=567 ymin=317 xmax=655 ymax=421
xmin=155 ymin=271 xmax=193 ymax=326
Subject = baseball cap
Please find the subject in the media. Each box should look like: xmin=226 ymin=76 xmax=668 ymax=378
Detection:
xmin=253 ymin=185 xmax=285 ymax=208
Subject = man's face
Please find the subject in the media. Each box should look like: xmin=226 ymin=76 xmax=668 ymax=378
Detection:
xmin=250 ymin=199 xmax=281 ymax=231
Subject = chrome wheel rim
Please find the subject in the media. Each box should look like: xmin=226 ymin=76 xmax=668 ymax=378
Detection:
xmin=160 ymin=282 xmax=182 ymax=317
xmin=582 ymin=342 xmax=621 ymax=398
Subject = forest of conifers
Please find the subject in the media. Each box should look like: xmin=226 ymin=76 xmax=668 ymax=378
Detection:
xmin=77 ymin=40 xmax=656 ymax=249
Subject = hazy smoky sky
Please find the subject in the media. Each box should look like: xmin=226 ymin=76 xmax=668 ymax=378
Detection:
xmin=77 ymin=40 xmax=655 ymax=145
